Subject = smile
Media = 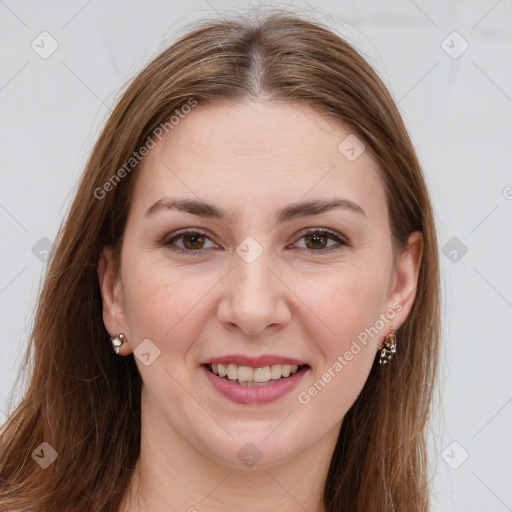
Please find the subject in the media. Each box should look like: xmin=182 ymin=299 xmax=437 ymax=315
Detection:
xmin=201 ymin=362 xmax=310 ymax=404
xmin=206 ymin=362 xmax=306 ymax=386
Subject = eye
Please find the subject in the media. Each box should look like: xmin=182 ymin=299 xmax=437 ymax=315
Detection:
xmin=161 ymin=228 xmax=347 ymax=256
xmin=162 ymin=229 xmax=217 ymax=255
xmin=293 ymin=228 xmax=347 ymax=254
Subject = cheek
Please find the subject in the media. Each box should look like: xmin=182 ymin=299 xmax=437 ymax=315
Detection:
xmin=120 ymin=253 xmax=209 ymax=344
xmin=319 ymin=261 xmax=391 ymax=344
xmin=295 ymin=270 xmax=387 ymax=420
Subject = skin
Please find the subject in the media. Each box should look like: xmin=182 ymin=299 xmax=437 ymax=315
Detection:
xmin=98 ymin=99 xmax=423 ymax=512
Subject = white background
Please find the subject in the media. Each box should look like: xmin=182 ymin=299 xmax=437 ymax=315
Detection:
xmin=1 ymin=1 xmax=511 ymax=511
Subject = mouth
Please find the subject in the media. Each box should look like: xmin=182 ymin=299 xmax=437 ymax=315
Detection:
xmin=202 ymin=362 xmax=310 ymax=387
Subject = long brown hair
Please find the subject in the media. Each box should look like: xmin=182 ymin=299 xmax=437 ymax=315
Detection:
xmin=0 ymin=10 xmax=440 ymax=511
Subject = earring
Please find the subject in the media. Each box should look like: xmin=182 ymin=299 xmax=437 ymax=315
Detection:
xmin=379 ymin=327 xmax=397 ymax=366
xmin=110 ymin=333 xmax=127 ymax=354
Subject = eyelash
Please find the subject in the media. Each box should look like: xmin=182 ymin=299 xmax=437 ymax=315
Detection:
xmin=161 ymin=228 xmax=348 ymax=256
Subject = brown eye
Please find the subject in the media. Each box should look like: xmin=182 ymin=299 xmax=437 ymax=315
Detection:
xmin=182 ymin=233 xmax=206 ymax=250
xmin=304 ymin=232 xmax=329 ymax=250
xmin=162 ymin=230 xmax=217 ymax=254
xmin=162 ymin=228 xmax=346 ymax=256
xmin=295 ymin=229 xmax=347 ymax=254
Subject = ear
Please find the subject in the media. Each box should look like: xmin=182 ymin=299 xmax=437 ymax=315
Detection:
xmin=97 ymin=246 xmax=132 ymax=355
xmin=385 ymin=231 xmax=424 ymax=331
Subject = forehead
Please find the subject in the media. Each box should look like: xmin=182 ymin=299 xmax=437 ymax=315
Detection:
xmin=131 ymin=100 xmax=387 ymax=220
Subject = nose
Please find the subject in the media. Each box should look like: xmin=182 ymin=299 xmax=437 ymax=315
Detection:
xmin=216 ymin=249 xmax=291 ymax=336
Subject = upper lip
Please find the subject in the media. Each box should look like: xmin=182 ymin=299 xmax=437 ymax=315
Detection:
xmin=203 ymin=355 xmax=308 ymax=367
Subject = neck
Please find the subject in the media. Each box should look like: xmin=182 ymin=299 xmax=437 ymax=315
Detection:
xmin=120 ymin=389 xmax=338 ymax=512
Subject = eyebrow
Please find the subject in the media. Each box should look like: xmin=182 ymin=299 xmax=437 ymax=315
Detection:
xmin=144 ymin=196 xmax=366 ymax=222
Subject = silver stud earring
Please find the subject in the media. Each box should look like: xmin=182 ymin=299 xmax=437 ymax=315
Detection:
xmin=110 ymin=333 xmax=127 ymax=354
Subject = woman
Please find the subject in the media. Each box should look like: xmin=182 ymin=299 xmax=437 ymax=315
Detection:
xmin=0 ymin=10 xmax=440 ymax=512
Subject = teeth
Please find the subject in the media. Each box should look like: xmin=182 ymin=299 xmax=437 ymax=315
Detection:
xmin=210 ymin=363 xmax=301 ymax=383
xmin=217 ymin=364 xmax=228 ymax=377
xmin=238 ymin=365 xmax=255 ymax=382
xmin=227 ymin=364 xmax=238 ymax=380
xmin=253 ymin=366 xmax=271 ymax=382
xmin=270 ymin=364 xmax=282 ymax=379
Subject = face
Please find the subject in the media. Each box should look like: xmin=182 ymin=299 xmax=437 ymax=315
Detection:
xmin=99 ymin=99 xmax=422 ymax=469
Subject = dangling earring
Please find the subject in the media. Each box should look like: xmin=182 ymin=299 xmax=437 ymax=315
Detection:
xmin=110 ymin=333 xmax=127 ymax=354
xmin=379 ymin=327 xmax=397 ymax=366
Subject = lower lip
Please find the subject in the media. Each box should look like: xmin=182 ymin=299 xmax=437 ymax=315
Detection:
xmin=201 ymin=365 xmax=309 ymax=404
